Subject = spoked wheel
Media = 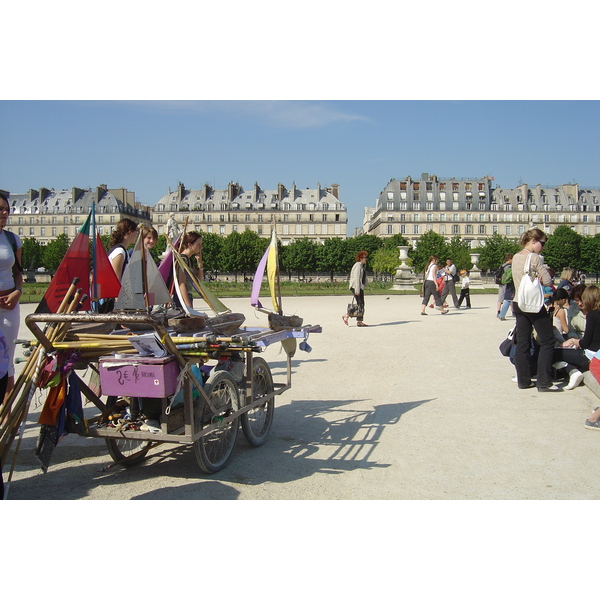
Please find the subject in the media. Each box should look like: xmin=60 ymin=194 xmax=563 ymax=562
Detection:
xmin=241 ymin=356 xmax=274 ymax=447
xmin=194 ymin=370 xmax=240 ymax=473
xmin=106 ymin=437 xmax=152 ymax=466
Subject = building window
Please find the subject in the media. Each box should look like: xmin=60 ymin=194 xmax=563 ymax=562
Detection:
xmin=41 ymin=227 xmax=46 ymax=236
xmin=29 ymin=227 xmax=34 ymax=235
xmin=426 ymin=202 xmax=433 ymax=211
xmin=387 ymin=202 xmax=394 ymax=210
xmin=505 ymin=225 xmax=512 ymax=235
xmin=386 ymin=224 xmax=393 ymax=235
xmin=452 ymin=225 xmax=460 ymax=235
xmin=478 ymin=225 xmax=486 ymax=234
xmin=220 ymin=225 xmax=226 ymax=234
xmin=413 ymin=224 xmax=420 ymax=234
xmin=412 ymin=203 xmax=420 ymax=210
xmin=466 ymin=225 xmax=473 ymax=234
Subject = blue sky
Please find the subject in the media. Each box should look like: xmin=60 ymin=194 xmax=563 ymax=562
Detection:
xmin=1 ymin=100 xmax=599 ymax=233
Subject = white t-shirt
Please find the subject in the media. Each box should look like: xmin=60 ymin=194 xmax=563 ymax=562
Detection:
xmin=0 ymin=230 xmax=22 ymax=290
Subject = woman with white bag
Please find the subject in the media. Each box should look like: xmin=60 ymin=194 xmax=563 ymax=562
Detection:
xmin=512 ymin=228 xmax=561 ymax=392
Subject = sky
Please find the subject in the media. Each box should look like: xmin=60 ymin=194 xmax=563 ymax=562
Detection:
xmin=2 ymin=99 xmax=599 ymax=234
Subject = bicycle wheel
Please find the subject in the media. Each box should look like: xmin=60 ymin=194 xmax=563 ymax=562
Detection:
xmin=241 ymin=356 xmax=274 ymax=447
xmin=105 ymin=437 xmax=152 ymax=466
xmin=194 ymin=370 xmax=240 ymax=473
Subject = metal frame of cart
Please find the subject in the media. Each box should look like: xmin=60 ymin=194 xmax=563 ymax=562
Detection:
xmin=25 ymin=312 xmax=320 ymax=473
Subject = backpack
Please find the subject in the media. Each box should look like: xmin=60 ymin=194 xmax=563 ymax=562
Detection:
xmin=4 ymin=230 xmax=22 ymax=273
xmin=501 ymin=266 xmax=513 ymax=285
xmin=452 ymin=269 xmax=460 ymax=283
xmin=494 ymin=264 xmax=505 ymax=285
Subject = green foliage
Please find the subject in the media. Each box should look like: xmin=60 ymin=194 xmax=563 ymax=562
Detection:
xmin=476 ymin=233 xmax=520 ymax=271
xmin=199 ymin=232 xmax=224 ymax=273
xmin=317 ymin=237 xmax=347 ymax=281
xmin=42 ymin=233 xmax=70 ymax=273
xmin=21 ymin=237 xmax=44 ymax=271
xmin=543 ymin=225 xmax=581 ymax=273
xmin=345 ymin=234 xmax=384 ymax=272
xmin=580 ymin=234 xmax=600 ymax=274
xmin=371 ymin=245 xmax=401 ymax=276
xmin=281 ymin=237 xmax=318 ymax=277
xmin=446 ymin=235 xmax=473 ymax=272
xmin=382 ymin=234 xmax=410 ymax=249
xmin=410 ymin=230 xmax=448 ymax=274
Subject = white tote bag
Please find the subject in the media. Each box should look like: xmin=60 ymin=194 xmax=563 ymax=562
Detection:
xmin=517 ymin=252 xmax=544 ymax=313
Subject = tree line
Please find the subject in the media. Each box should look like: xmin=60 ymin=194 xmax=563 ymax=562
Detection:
xmin=19 ymin=225 xmax=600 ymax=280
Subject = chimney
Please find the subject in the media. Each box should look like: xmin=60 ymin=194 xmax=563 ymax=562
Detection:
xmin=277 ymin=183 xmax=286 ymax=201
xmin=28 ymin=189 xmax=39 ymax=202
xmin=72 ymin=187 xmax=84 ymax=202
xmin=331 ymin=184 xmax=339 ymax=199
xmin=203 ymin=183 xmax=212 ymax=200
xmin=177 ymin=182 xmax=185 ymax=202
xmin=96 ymin=184 xmax=107 ymax=202
xmin=39 ymin=187 xmax=50 ymax=203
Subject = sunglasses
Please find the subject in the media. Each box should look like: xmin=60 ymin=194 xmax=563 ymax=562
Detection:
xmin=536 ymin=239 xmax=546 ymax=248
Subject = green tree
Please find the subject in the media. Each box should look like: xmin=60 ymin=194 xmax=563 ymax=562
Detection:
xmin=476 ymin=233 xmax=520 ymax=272
xmin=42 ymin=233 xmax=70 ymax=274
xmin=371 ymin=245 xmax=401 ymax=277
xmin=445 ymin=235 xmax=473 ymax=272
xmin=345 ymin=234 xmax=384 ymax=272
xmin=409 ymin=230 xmax=448 ymax=274
xmin=317 ymin=237 xmax=347 ymax=281
xmin=281 ymin=237 xmax=318 ymax=278
xmin=198 ymin=232 xmax=223 ymax=273
xmin=21 ymin=237 xmax=44 ymax=271
xmin=543 ymin=225 xmax=582 ymax=273
xmin=382 ymin=234 xmax=410 ymax=249
xmin=580 ymin=234 xmax=600 ymax=274
xmin=220 ymin=230 xmax=245 ymax=281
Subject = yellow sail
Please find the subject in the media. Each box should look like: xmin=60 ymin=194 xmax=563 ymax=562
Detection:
xmin=266 ymin=233 xmax=280 ymax=314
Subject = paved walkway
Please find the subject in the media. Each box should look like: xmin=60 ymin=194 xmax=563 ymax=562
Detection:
xmin=4 ymin=293 xmax=599 ymax=499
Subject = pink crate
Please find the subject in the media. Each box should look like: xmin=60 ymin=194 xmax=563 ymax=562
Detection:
xmin=99 ymin=355 xmax=180 ymax=398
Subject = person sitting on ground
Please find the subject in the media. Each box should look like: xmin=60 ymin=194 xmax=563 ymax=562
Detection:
xmin=566 ymin=283 xmax=586 ymax=340
xmin=549 ymin=288 xmax=570 ymax=343
xmin=557 ymin=268 xmax=575 ymax=293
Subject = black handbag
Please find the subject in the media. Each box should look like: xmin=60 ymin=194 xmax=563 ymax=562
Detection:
xmin=347 ymin=296 xmax=363 ymax=319
xmin=499 ymin=326 xmax=516 ymax=357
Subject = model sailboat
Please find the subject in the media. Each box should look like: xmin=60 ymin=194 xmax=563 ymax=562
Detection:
xmin=251 ymin=230 xmax=303 ymax=331
xmin=164 ymin=234 xmax=246 ymax=335
xmin=114 ymin=228 xmax=172 ymax=310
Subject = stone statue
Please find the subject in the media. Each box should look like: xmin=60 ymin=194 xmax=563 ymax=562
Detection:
xmin=167 ymin=213 xmax=181 ymax=241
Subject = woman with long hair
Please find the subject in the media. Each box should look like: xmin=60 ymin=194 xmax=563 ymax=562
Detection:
xmin=108 ymin=218 xmax=138 ymax=281
xmin=0 ymin=192 xmax=23 ymax=402
xmin=175 ymin=231 xmax=204 ymax=312
xmin=420 ymin=255 xmax=448 ymax=315
xmin=512 ymin=228 xmax=559 ymax=392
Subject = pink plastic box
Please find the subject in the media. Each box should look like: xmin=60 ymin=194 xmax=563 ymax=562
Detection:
xmin=99 ymin=355 xmax=180 ymax=398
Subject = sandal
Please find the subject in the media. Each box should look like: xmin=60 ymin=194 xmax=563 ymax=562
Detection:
xmin=357 ymin=322 xmax=368 ymax=327
xmin=421 ymin=312 xmax=428 ymax=315
xmin=342 ymin=315 xmax=349 ymax=326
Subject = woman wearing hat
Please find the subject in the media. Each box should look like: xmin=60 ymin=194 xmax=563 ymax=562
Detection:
xmin=457 ymin=269 xmax=471 ymax=309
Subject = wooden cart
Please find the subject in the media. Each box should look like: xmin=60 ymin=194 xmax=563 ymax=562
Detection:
xmin=24 ymin=312 xmax=320 ymax=474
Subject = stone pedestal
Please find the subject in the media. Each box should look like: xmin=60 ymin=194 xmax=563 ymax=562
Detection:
xmin=468 ymin=253 xmax=484 ymax=288
xmin=391 ymin=246 xmax=419 ymax=291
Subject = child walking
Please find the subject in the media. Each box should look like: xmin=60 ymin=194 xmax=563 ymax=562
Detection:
xmin=457 ymin=269 xmax=471 ymax=308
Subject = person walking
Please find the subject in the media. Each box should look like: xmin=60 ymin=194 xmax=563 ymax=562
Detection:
xmin=420 ymin=256 xmax=448 ymax=315
xmin=440 ymin=258 xmax=459 ymax=309
xmin=342 ymin=251 xmax=369 ymax=327
xmin=512 ymin=228 xmax=561 ymax=392
xmin=496 ymin=254 xmax=513 ymax=317
xmin=0 ymin=192 xmax=23 ymax=404
xmin=175 ymin=231 xmax=204 ymax=313
xmin=456 ymin=269 xmax=471 ymax=308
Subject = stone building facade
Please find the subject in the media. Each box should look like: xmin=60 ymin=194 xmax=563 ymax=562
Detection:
xmin=152 ymin=182 xmax=347 ymax=244
xmin=364 ymin=173 xmax=600 ymax=246
xmin=4 ymin=185 xmax=151 ymax=244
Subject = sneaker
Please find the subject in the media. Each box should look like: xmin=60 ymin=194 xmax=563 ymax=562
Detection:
xmin=585 ymin=419 xmax=600 ymax=430
xmin=552 ymin=361 xmax=568 ymax=370
xmin=519 ymin=382 xmax=536 ymax=389
xmin=565 ymin=370 xmax=584 ymax=390
xmin=141 ymin=419 xmax=161 ymax=433
xmin=511 ymin=376 xmax=518 ymax=383
xmin=537 ymin=385 xmax=564 ymax=392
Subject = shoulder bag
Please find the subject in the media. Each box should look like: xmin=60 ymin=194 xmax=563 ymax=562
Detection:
xmin=517 ymin=252 xmax=544 ymax=313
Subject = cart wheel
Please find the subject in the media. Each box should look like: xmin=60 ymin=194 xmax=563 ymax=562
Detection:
xmin=194 ymin=371 xmax=240 ymax=474
xmin=105 ymin=438 xmax=152 ymax=466
xmin=241 ymin=357 xmax=274 ymax=447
